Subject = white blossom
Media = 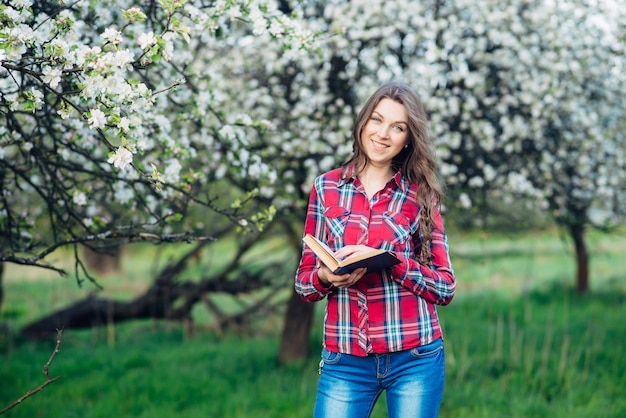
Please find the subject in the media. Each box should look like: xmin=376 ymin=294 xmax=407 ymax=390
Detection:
xmin=42 ymin=66 xmax=62 ymax=89
xmin=113 ymin=50 xmax=135 ymax=68
xmin=117 ymin=117 xmax=131 ymax=133
xmin=87 ymin=108 xmax=106 ymax=130
xmin=249 ymin=8 xmax=267 ymax=36
xmin=26 ymin=87 xmax=44 ymax=110
xmin=107 ymin=147 xmax=133 ymax=170
xmin=137 ymin=31 xmax=157 ymax=50
xmin=101 ymin=27 xmax=122 ymax=44
xmin=73 ymin=191 xmax=87 ymax=206
xmin=161 ymin=33 xmax=175 ymax=61
xmin=459 ymin=193 xmax=472 ymax=209
xmin=12 ymin=0 xmax=32 ymax=8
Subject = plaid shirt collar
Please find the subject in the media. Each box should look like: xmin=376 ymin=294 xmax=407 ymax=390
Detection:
xmin=339 ymin=164 xmax=409 ymax=192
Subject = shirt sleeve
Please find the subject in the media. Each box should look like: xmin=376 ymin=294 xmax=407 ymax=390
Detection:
xmin=389 ymin=205 xmax=456 ymax=306
xmin=295 ymin=179 xmax=335 ymax=302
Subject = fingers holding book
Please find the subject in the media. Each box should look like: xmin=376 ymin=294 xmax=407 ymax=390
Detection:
xmin=318 ymin=265 xmax=367 ymax=289
xmin=334 ymin=244 xmax=378 ymax=261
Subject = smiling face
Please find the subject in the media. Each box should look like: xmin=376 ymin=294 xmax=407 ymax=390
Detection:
xmin=360 ymin=98 xmax=409 ymax=170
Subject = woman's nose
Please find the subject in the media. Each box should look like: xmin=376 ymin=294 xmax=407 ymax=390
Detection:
xmin=377 ymin=124 xmax=390 ymax=138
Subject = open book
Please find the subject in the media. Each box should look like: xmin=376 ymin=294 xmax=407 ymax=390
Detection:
xmin=302 ymin=234 xmax=401 ymax=275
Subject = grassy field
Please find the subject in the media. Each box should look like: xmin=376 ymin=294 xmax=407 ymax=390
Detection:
xmin=1 ymin=228 xmax=625 ymax=417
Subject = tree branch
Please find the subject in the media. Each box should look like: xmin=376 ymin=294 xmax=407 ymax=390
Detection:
xmin=0 ymin=329 xmax=63 ymax=415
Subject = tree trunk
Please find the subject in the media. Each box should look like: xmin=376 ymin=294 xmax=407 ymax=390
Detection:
xmin=569 ymin=223 xmax=589 ymax=294
xmin=81 ymin=242 xmax=123 ymax=275
xmin=0 ymin=262 xmax=3 ymax=311
xmin=278 ymin=289 xmax=315 ymax=364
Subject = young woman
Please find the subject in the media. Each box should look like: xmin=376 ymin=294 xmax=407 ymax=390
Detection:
xmin=295 ymin=81 xmax=456 ymax=418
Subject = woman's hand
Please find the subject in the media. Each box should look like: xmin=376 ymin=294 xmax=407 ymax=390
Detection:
xmin=334 ymin=244 xmax=377 ymax=260
xmin=317 ymin=244 xmax=377 ymax=288
xmin=318 ymin=265 xmax=367 ymax=289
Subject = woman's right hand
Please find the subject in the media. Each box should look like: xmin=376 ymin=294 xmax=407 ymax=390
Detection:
xmin=318 ymin=265 xmax=367 ymax=289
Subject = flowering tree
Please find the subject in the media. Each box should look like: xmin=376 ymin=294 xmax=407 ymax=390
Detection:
xmin=422 ymin=0 xmax=626 ymax=293
xmin=200 ymin=0 xmax=625 ymax=296
xmin=0 ymin=0 xmax=314 ymax=275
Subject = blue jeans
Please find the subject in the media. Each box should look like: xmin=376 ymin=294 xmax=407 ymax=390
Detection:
xmin=313 ymin=338 xmax=445 ymax=418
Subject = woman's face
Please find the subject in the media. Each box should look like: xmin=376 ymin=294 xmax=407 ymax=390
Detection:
xmin=361 ymin=98 xmax=409 ymax=170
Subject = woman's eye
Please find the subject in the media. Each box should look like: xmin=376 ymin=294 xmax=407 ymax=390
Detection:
xmin=394 ymin=125 xmax=405 ymax=132
xmin=371 ymin=116 xmax=381 ymax=122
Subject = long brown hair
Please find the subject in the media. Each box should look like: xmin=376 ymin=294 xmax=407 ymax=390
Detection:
xmin=343 ymin=81 xmax=444 ymax=264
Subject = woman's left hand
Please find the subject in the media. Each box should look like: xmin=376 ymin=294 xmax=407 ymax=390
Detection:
xmin=334 ymin=244 xmax=378 ymax=260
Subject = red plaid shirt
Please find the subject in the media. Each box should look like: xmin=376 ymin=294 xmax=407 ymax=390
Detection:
xmin=295 ymin=166 xmax=456 ymax=356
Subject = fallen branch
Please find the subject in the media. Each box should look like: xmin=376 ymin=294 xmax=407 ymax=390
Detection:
xmin=19 ymin=235 xmax=285 ymax=340
xmin=0 ymin=329 xmax=63 ymax=415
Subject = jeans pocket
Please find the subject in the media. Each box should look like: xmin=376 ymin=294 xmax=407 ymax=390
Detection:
xmin=409 ymin=338 xmax=444 ymax=358
xmin=319 ymin=348 xmax=342 ymax=375
xmin=321 ymin=348 xmax=342 ymax=364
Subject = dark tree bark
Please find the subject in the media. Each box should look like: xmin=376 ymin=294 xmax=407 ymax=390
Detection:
xmin=20 ymin=267 xmax=272 ymax=340
xmin=277 ymin=216 xmax=317 ymax=364
xmin=569 ymin=223 xmax=589 ymax=294
xmin=20 ymin=253 xmax=189 ymax=340
xmin=19 ymin=238 xmax=274 ymax=340
xmin=278 ymin=290 xmax=315 ymax=364
xmin=0 ymin=262 xmax=3 ymax=311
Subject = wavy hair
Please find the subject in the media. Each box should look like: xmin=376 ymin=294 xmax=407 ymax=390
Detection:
xmin=342 ymin=81 xmax=444 ymax=264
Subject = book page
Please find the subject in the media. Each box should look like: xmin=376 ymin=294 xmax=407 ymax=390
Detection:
xmin=302 ymin=234 xmax=340 ymax=271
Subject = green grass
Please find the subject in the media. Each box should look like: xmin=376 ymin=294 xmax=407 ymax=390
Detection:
xmin=439 ymin=288 xmax=626 ymax=417
xmin=1 ymin=228 xmax=625 ymax=417
xmin=0 ymin=324 xmax=319 ymax=418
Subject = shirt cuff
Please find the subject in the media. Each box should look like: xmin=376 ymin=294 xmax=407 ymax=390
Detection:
xmin=313 ymin=270 xmax=334 ymax=293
